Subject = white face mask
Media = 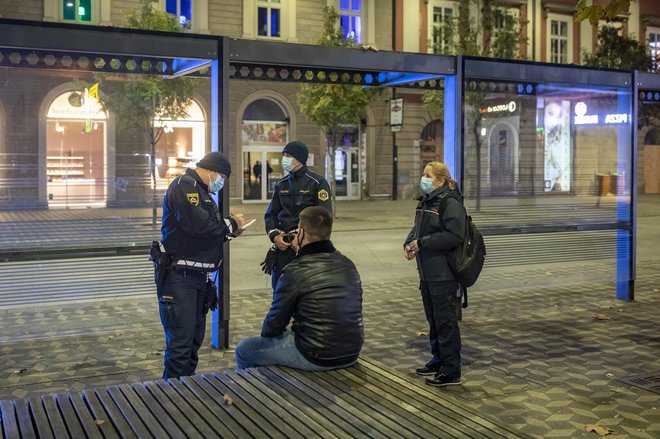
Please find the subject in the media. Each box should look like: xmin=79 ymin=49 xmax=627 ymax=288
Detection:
xmin=281 ymin=156 xmax=295 ymax=174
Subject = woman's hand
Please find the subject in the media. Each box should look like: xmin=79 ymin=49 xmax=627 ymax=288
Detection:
xmin=404 ymin=243 xmax=416 ymax=260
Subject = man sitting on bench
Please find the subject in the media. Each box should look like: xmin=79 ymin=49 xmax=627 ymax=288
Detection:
xmin=235 ymin=206 xmax=363 ymax=371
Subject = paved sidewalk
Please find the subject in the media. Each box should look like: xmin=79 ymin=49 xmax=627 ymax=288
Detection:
xmin=0 ymin=259 xmax=659 ymax=438
xmin=1 ymin=195 xmax=659 ymax=437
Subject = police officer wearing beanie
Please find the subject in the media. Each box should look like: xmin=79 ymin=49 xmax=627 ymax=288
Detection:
xmin=264 ymin=140 xmax=332 ymax=288
xmin=158 ymin=151 xmax=249 ymax=379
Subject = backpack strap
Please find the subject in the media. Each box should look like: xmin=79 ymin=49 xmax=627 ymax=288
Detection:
xmin=440 ymin=191 xmax=469 ymax=309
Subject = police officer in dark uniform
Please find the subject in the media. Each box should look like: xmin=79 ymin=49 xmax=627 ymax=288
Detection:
xmin=156 ymin=151 xmax=249 ymax=379
xmin=264 ymin=141 xmax=332 ymax=288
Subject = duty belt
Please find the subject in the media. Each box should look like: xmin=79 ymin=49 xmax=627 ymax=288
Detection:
xmin=159 ymin=242 xmax=221 ymax=271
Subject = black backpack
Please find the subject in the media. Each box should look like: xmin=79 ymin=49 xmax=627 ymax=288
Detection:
xmin=441 ymin=193 xmax=486 ymax=308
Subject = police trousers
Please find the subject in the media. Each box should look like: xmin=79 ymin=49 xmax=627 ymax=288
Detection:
xmin=158 ymin=268 xmax=207 ymax=379
xmin=420 ymin=280 xmax=462 ymax=378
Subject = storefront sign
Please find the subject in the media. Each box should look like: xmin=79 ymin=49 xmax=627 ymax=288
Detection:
xmin=479 ymin=101 xmax=517 ymax=114
xmin=573 ymin=102 xmax=629 ymax=125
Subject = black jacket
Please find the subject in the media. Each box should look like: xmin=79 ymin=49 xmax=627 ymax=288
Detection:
xmin=161 ymin=168 xmax=236 ymax=270
xmin=404 ymin=185 xmax=465 ymax=281
xmin=261 ymin=240 xmax=364 ymax=367
xmin=264 ymin=166 xmax=332 ymax=240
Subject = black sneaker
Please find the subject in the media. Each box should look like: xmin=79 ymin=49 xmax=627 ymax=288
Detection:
xmin=415 ymin=365 xmax=440 ymax=376
xmin=425 ymin=374 xmax=461 ymax=387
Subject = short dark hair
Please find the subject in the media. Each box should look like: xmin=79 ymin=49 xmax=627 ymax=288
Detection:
xmin=299 ymin=206 xmax=333 ymax=241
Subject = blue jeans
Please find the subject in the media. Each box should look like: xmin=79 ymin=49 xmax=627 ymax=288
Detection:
xmin=158 ymin=268 xmax=208 ymax=379
xmin=235 ymin=330 xmax=356 ymax=371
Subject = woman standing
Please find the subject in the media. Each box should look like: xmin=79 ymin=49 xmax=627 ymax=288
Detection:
xmin=404 ymin=162 xmax=466 ymax=387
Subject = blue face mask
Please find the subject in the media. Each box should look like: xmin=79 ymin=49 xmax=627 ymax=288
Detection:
xmin=420 ymin=176 xmax=434 ymax=194
xmin=281 ymin=156 xmax=294 ymax=174
xmin=209 ymin=174 xmax=225 ymax=194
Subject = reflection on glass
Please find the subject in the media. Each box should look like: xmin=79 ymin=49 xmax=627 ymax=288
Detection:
xmin=243 ymin=152 xmax=262 ymax=200
xmin=335 ymin=149 xmax=347 ymax=197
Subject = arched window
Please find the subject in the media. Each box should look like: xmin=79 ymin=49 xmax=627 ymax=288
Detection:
xmin=241 ymin=98 xmax=289 ymax=202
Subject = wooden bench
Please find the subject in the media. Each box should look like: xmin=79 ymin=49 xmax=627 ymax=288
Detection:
xmin=0 ymin=358 xmax=523 ymax=438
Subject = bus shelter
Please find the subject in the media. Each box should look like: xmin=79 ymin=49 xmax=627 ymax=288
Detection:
xmin=0 ymin=19 xmax=638 ymax=349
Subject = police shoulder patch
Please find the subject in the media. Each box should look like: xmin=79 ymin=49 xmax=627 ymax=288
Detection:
xmin=318 ymin=189 xmax=329 ymax=202
xmin=187 ymin=193 xmax=199 ymax=206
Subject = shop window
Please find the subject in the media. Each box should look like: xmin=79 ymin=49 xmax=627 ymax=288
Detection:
xmin=63 ymin=0 xmax=92 ymax=22
xmin=648 ymin=27 xmax=660 ymax=71
xmin=428 ymin=1 xmax=455 ymax=54
xmin=153 ymin=100 xmax=206 ymax=188
xmin=547 ymin=14 xmax=572 ymax=64
xmin=257 ymin=0 xmax=281 ymax=38
xmin=340 ymin=0 xmax=362 ymax=43
xmin=166 ymin=0 xmax=192 ymax=28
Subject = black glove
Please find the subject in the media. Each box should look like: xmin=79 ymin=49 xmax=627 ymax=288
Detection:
xmin=204 ymin=279 xmax=219 ymax=314
xmin=260 ymin=245 xmax=278 ymax=275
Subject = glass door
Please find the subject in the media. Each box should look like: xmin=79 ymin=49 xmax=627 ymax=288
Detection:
xmin=242 ymin=147 xmax=284 ymax=202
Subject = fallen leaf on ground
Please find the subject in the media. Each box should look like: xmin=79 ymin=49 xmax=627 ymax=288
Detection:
xmin=223 ymin=394 xmax=233 ymax=406
xmin=592 ymin=314 xmax=612 ymax=320
xmin=416 ymin=332 xmax=428 ymax=336
xmin=13 ymin=368 xmax=27 ymax=374
xmin=585 ymin=424 xmax=614 ymax=436
xmin=95 ymin=419 xmax=105 ymax=427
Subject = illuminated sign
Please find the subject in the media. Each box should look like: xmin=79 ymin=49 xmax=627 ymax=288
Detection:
xmin=573 ymin=102 xmax=629 ymax=125
xmin=479 ymin=101 xmax=517 ymax=114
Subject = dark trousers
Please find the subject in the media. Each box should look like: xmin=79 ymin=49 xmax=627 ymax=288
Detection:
xmin=420 ymin=280 xmax=462 ymax=378
xmin=158 ymin=268 xmax=207 ymax=379
xmin=271 ymin=247 xmax=296 ymax=289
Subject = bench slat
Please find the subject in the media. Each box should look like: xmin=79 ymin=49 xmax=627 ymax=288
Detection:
xmin=41 ymin=395 xmax=70 ymax=438
xmin=179 ymin=376 xmax=246 ymax=438
xmin=247 ymin=368 xmax=356 ymax=439
xmin=336 ymin=366 xmax=476 ymax=438
xmin=87 ymin=389 xmax=136 ymax=439
xmin=67 ymin=393 xmax=105 ymax=439
xmin=166 ymin=378 xmax=238 ymax=438
xmin=27 ymin=397 xmax=54 ymax=439
xmin=54 ymin=393 xmax=85 ymax=439
xmin=224 ymin=371 xmax=320 ymax=438
xmin=128 ymin=384 xmax=187 ymax=439
xmin=80 ymin=390 xmax=120 ymax=439
xmin=139 ymin=381 xmax=209 ymax=439
xmin=313 ymin=369 xmax=441 ymax=439
xmin=115 ymin=384 xmax=170 ymax=438
xmin=105 ymin=386 xmax=153 ymax=438
xmin=150 ymin=380 xmax=219 ymax=438
xmin=291 ymin=368 xmax=416 ymax=439
xmin=202 ymin=373 xmax=289 ymax=439
xmin=13 ymin=399 xmax=36 ymax=439
xmin=358 ymin=359 xmax=521 ymax=438
xmin=259 ymin=367 xmax=381 ymax=438
xmin=233 ymin=369 xmax=330 ymax=439
xmin=0 ymin=400 xmax=19 ymax=439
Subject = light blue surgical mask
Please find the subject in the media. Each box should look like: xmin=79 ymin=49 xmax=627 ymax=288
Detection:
xmin=420 ymin=177 xmax=434 ymax=194
xmin=281 ymin=156 xmax=294 ymax=174
xmin=209 ymin=174 xmax=225 ymax=194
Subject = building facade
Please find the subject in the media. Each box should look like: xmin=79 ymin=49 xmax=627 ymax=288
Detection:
xmin=0 ymin=0 xmax=659 ymax=210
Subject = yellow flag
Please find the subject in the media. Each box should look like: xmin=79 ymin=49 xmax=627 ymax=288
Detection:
xmin=88 ymin=82 xmax=99 ymax=101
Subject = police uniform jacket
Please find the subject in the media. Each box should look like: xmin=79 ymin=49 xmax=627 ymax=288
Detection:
xmin=261 ymin=240 xmax=364 ymax=367
xmin=404 ymin=184 xmax=465 ymax=282
xmin=161 ymin=168 xmax=237 ymax=270
xmin=265 ymin=166 xmax=332 ymax=241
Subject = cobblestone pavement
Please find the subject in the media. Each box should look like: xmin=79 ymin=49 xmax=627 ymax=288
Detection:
xmin=1 ymin=258 xmax=659 ymax=438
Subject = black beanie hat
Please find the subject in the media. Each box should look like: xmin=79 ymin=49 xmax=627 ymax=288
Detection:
xmin=197 ymin=152 xmax=232 ymax=176
xmin=283 ymin=140 xmax=309 ymax=165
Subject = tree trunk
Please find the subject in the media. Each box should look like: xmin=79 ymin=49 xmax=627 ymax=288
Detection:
xmin=472 ymin=114 xmax=482 ymax=212
xmin=150 ymin=138 xmax=158 ymax=227
xmin=327 ymin=129 xmax=338 ymax=218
